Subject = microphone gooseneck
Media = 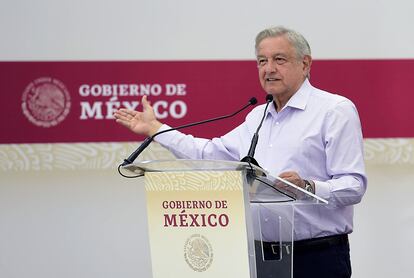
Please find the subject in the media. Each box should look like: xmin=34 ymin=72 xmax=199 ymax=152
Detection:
xmin=120 ymin=97 xmax=258 ymax=166
xmin=240 ymin=94 xmax=274 ymax=168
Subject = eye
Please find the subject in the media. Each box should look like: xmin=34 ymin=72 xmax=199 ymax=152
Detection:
xmin=257 ymin=58 xmax=267 ymax=66
xmin=274 ymin=57 xmax=287 ymax=65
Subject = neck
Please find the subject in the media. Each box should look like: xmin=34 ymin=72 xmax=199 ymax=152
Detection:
xmin=272 ymin=79 xmax=306 ymax=112
xmin=274 ymin=93 xmax=292 ymax=112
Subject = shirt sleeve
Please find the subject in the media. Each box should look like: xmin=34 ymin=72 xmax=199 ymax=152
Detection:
xmin=153 ymin=124 xmax=244 ymax=161
xmin=315 ymin=100 xmax=368 ymax=207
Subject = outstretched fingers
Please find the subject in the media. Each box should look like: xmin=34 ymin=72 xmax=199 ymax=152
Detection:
xmin=114 ymin=109 xmax=140 ymax=127
xmin=113 ymin=96 xmax=160 ymax=136
xmin=114 ymin=109 xmax=137 ymax=119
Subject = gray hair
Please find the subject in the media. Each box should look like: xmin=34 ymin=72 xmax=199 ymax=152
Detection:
xmin=255 ymin=26 xmax=311 ymax=59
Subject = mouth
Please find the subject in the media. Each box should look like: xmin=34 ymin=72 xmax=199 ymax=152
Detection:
xmin=265 ymin=77 xmax=280 ymax=82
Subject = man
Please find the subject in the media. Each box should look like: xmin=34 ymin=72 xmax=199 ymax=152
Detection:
xmin=114 ymin=26 xmax=367 ymax=278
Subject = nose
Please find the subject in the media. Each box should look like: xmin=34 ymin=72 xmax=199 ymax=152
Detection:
xmin=264 ymin=60 xmax=277 ymax=73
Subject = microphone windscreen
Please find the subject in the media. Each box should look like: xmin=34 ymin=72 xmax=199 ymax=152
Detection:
xmin=266 ymin=94 xmax=274 ymax=102
xmin=249 ymin=97 xmax=258 ymax=105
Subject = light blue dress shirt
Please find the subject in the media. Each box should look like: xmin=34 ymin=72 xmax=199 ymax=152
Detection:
xmin=155 ymin=79 xmax=367 ymax=241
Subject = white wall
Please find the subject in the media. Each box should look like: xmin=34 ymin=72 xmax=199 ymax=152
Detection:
xmin=1 ymin=0 xmax=414 ymax=60
xmin=0 ymin=169 xmax=152 ymax=278
xmin=351 ymin=163 xmax=414 ymax=277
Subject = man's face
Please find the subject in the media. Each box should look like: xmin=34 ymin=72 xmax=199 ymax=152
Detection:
xmin=256 ymin=36 xmax=311 ymax=99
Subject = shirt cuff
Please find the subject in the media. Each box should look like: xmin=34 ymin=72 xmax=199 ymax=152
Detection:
xmin=314 ymin=180 xmax=331 ymax=201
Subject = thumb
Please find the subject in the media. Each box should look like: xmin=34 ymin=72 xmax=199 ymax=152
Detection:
xmin=141 ymin=95 xmax=152 ymax=110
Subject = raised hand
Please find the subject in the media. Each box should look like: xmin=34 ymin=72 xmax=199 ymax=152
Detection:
xmin=113 ymin=95 xmax=162 ymax=136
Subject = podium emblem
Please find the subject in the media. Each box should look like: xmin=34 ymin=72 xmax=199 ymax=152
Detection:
xmin=184 ymin=234 xmax=213 ymax=272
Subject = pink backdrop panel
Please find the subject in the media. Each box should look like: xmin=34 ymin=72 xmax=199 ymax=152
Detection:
xmin=0 ymin=60 xmax=412 ymax=143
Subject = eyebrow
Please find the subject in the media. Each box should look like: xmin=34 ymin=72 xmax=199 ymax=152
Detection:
xmin=256 ymin=53 xmax=288 ymax=59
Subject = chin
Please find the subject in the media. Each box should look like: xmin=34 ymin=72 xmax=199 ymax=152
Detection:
xmin=265 ymin=88 xmax=282 ymax=95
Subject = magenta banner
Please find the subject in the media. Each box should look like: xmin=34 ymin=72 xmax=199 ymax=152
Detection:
xmin=0 ymin=60 xmax=413 ymax=144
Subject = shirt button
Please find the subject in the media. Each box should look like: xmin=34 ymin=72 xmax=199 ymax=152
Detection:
xmin=275 ymin=122 xmax=280 ymax=125
xmin=269 ymin=144 xmax=273 ymax=148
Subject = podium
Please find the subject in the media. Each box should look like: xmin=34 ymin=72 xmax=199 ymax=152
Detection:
xmin=123 ymin=159 xmax=327 ymax=278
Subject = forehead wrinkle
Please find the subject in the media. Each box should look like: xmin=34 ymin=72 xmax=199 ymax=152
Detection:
xmin=256 ymin=52 xmax=289 ymax=59
xmin=256 ymin=36 xmax=297 ymax=57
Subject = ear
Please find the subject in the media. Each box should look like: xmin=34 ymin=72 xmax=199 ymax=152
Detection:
xmin=302 ymin=55 xmax=312 ymax=76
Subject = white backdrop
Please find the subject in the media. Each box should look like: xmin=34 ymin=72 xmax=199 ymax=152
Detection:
xmin=1 ymin=0 xmax=414 ymax=60
xmin=1 ymin=1 xmax=414 ymax=277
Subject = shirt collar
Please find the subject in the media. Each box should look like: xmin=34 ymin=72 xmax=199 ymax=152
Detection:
xmin=267 ymin=78 xmax=312 ymax=115
xmin=285 ymin=78 xmax=312 ymax=110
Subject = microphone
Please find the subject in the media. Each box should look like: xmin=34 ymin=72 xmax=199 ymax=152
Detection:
xmin=120 ymin=97 xmax=258 ymax=166
xmin=241 ymin=94 xmax=274 ymax=168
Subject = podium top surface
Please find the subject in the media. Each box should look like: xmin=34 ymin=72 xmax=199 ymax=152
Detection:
xmin=123 ymin=159 xmax=327 ymax=204
xmin=123 ymin=159 xmax=266 ymax=174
